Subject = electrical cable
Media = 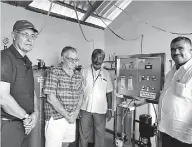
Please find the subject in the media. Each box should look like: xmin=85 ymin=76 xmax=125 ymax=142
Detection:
xmin=87 ymin=0 xmax=143 ymax=42
xmin=141 ymin=34 xmax=144 ymax=54
xmin=72 ymin=1 xmax=95 ymax=49
xmin=114 ymin=4 xmax=192 ymax=36
xmin=152 ymin=104 xmax=158 ymax=124
xmin=38 ymin=0 xmax=55 ymax=34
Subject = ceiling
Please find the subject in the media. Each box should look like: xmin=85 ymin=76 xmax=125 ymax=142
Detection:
xmin=2 ymin=0 xmax=132 ymax=30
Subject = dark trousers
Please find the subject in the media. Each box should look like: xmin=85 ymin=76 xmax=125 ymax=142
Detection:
xmin=1 ymin=120 xmax=30 ymax=147
xmin=161 ymin=132 xmax=192 ymax=147
xmin=79 ymin=110 xmax=106 ymax=147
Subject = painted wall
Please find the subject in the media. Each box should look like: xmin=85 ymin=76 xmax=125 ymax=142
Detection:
xmin=105 ymin=1 xmax=192 ymax=66
xmin=104 ymin=1 xmax=192 ymax=146
xmin=1 ymin=3 xmax=105 ymax=68
xmin=2 ymin=1 xmax=192 ymax=146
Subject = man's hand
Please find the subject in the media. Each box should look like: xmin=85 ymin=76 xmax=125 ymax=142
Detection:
xmin=23 ymin=112 xmax=38 ymax=135
xmin=23 ymin=117 xmax=32 ymax=135
xmin=61 ymin=111 xmax=75 ymax=124
xmin=67 ymin=110 xmax=79 ymax=124
xmin=63 ymin=112 xmax=73 ymax=124
xmin=106 ymin=110 xmax=112 ymax=122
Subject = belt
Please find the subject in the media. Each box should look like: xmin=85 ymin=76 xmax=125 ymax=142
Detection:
xmin=1 ymin=118 xmax=10 ymax=120
xmin=1 ymin=118 xmax=22 ymax=122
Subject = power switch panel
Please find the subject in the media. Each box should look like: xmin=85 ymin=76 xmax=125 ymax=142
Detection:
xmin=116 ymin=53 xmax=165 ymax=100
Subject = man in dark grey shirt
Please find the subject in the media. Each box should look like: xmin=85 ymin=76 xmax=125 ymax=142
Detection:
xmin=0 ymin=20 xmax=39 ymax=147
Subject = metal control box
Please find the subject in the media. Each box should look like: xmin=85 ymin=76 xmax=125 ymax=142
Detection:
xmin=116 ymin=53 xmax=165 ymax=100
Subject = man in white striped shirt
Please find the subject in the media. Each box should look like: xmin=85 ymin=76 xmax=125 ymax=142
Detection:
xmin=158 ymin=36 xmax=192 ymax=147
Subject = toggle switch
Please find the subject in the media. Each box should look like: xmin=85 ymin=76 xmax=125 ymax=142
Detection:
xmin=142 ymin=76 xmax=146 ymax=80
xmin=152 ymin=76 xmax=156 ymax=81
xmin=141 ymin=85 xmax=145 ymax=90
xmin=146 ymin=86 xmax=150 ymax=91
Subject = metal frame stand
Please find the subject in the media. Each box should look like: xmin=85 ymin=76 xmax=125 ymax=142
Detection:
xmin=114 ymin=98 xmax=148 ymax=147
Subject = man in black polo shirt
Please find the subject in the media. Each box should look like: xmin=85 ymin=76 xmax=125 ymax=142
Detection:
xmin=0 ymin=20 xmax=39 ymax=147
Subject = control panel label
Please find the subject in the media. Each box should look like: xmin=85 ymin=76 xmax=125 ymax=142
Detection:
xmin=140 ymin=91 xmax=156 ymax=99
xmin=120 ymin=76 xmax=126 ymax=89
xmin=128 ymin=76 xmax=133 ymax=90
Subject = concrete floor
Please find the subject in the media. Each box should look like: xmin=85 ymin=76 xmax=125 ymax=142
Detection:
xmin=68 ymin=119 xmax=156 ymax=147
xmin=69 ymin=131 xmax=135 ymax=147
xmin=69 ymin=131 xmax=159 ymax=147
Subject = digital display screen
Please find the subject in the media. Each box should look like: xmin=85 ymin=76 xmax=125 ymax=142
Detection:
xmin=145 ymin=65 xmax=152 ymax=69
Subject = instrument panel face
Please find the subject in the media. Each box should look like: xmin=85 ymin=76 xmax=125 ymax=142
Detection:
xmin=116 ymin=54 xmax=165 ymax=100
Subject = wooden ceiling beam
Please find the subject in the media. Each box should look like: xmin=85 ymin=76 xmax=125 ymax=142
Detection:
xmin=2 ymin=1 xmax=33 ymax=8
xmin=80 ymin=1 xmax=87 ymax=9
xmin=26 ymin=6 xmax=105 ymax=30
xmin=54 ymin=0 xmax=111 ymax=22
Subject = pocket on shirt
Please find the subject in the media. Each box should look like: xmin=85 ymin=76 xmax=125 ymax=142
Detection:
xmin=97 ymin=79 xmax=107 ymax=92
xmin=185 ymin=84 xmax=192 ymax=100
xmin=175 ymin=82 xmax=192 ymax=99
xmin=16 ymin=64 xmax=27 ymax=78
xmin=101 ymin=78 xmax=107 ymax=86
xmin=102 ymin=78 xmax=107 ymax=82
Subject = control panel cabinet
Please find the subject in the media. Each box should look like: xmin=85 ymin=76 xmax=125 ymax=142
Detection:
xmin=116 ymin=53 xmax=165 ymax=100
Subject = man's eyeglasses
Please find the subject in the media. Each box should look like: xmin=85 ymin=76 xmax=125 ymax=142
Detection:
xmin=15 ymin=31 xmax=37 ymax=40
xmin=65 ymin=57 xmax=79 ymax=63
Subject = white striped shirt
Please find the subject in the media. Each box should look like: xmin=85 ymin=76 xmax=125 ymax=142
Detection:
xmin=158 ymin=58 xmax=192 ymax=144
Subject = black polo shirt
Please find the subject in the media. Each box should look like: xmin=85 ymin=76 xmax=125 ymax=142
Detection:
xmin=1 ymin=45 xmax=34 ymax=119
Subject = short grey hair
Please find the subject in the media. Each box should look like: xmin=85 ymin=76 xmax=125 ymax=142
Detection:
xmin=61 ymin=46 xmax=77 ymax=56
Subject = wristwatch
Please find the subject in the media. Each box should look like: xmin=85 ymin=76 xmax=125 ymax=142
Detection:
xmin=23 ymin=114 xmax=30 ymax=120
